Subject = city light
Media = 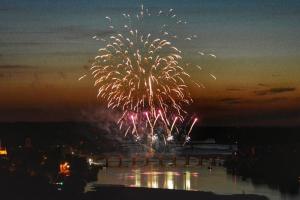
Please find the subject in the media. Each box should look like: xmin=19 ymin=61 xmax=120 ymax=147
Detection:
xmin=59 ymin=162 xmax=70 ymax=176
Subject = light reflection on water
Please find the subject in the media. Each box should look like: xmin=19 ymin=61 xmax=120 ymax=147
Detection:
xmin=87 ymin=166 xmax=300 ymax=200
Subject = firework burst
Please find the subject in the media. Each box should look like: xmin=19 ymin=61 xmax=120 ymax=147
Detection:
xmin=80 ymin=5 xmax=215 ymax=148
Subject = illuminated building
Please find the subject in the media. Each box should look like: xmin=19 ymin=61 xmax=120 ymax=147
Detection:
xmin=0 ymin=140 xmax=8 ymax=156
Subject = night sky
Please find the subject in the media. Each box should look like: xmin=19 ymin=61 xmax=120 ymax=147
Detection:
xmin=0 ymin=0 xmax=300 ymax=126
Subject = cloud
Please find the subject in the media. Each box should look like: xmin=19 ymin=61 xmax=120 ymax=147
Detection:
xmin=0 ymin=6 xmax=17 ymax=12
xmin=261 ymin=97 xmax=286 ymax=103
xmin=258 ymin=83 xmax=268 ymax=87
xmin=0 ymin=25 xmax=115 ymax=47
xmin=0 ymin=65 xmax=35 ymax=69
xmin=219 ymin=98 xmax=243 ymax=105
xmin=226 ymin=88 xmax=243 ymax=92
xmin=268 ymin=87 xmax=296 ymax=93
xmin=50 ymin=25 xmax=115 ymax=40
xmin=218 ymin=96 xmax=289 ymax=106
xmin=255 ymin=87 xmax=296 ymax=96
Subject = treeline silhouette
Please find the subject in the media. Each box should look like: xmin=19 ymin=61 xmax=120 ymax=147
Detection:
xmin=225 ymin=143 xmax=300 ymax=196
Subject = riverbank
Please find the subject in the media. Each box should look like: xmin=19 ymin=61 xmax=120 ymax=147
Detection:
xmin=85 ymin=185 xmax=269 ymax=200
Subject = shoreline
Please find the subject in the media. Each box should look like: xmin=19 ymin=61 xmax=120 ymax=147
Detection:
xmin=85 ymin=185 xmax=269 ymax=200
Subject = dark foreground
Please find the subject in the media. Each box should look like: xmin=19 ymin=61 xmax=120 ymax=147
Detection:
xmin=1 ymin=185 xmax=268 ymax=200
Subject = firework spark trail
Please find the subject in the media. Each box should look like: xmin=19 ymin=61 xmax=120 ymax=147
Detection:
xmin=80 ymin=4 xmax=215 ymax=147
xmin=170 ymin=116 xmax=178 ymax=135
xmin=183 ymin=118 xmax=198 ymax=146
xmin=187 ymin=118 xmax=198 ymax=137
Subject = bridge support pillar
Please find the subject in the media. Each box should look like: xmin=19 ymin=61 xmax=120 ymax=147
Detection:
xmin=118 ymin=156 xmax=122 ymax=167
xmin=105 ymin=157 xmax=109 ymax=168
xmin=173 ymin=156 xmax=177 ymax=166
xmin=212 ymin=157 xmax=216 ymax=166
xmin=132 ymin=157 xmax=136 ymax=166
xmin=159 ymin=157 xmax=163 ymax=166
xmin=145 ymin=157 xmax=149 ymax=166
xmin=185 ymin=156 xmax=190 ymax=166
xmin=198 ymin=157 xmax=203 ymax=166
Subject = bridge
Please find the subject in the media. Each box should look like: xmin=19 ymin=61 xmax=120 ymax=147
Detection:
xmin=85 ymin=142 xmax=237 ymax=168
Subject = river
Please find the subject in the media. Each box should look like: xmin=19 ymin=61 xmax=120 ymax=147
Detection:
xmin=86 ymin=162 xmax=300 ymax=200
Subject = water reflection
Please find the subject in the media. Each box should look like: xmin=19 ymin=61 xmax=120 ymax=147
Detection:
xmin=184 ymin=171 xmax=191 ymax=190
xmin=134 ymin=169 xmax=141 ymax=187
xmin=88 ymin=166 xmax=300 ymax=200
xmin=147 ymin=173 xmax=158 ymax=188
xmin=166 ymin=171 xmax=174 ymax=189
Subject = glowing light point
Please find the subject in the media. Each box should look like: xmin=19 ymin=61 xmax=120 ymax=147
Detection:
xmin=185 ymin=136 xmax=191 ymax=143
xmin=135 ymin=135 xmax=141 ymax=142
xmin=167 ymin=135 xmax=174 ymax=141
xmin=152 ymin=134 xmax=158 ymax=142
